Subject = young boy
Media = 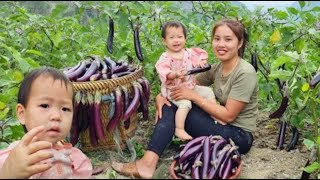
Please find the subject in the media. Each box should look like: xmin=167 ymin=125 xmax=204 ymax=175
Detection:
xmin=0 ymin=67 xmax=92 ymax=179
xmin=155 ymin=21 xmax=216 ymax=140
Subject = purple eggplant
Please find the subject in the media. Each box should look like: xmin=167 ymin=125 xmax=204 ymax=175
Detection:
xmin=137 ymin=83 xmax=149 ymax=120
xmin=211 ymin=139 xmax=227 ymax=169
xmin=221 ymin=157 xmax=233 ymax=179
xmin=207 ymin=144 xmax=231 ymax=179
xmin=107 ymin=88 xmax=123 ymax=133
xmin=179 ymin=136 xmax=206 ymax=157
xmin=122 ymin=83 xmax=140 ymax=122
xmin=93 ymin=91 xmax=106 ymax=140
xmin=76 ymin=60 xmax=99 ymax=82
xmin=310 ymin=71 xmax=320 ymax=89
xmin=179 ymin=143 xmax=203 ymax=164
xmin=113 ymin=62 xmax=129 ymax=73
xmin=70 ymin=91 xmax=82 ymax=145
xmin=65 ymin=61 xmax=87 ymax=81
xmin=201 ymin=136 xmax=211 ymax=179
xmin=191 ymin=152 xmax=203 ymax=179
xmin=87 ymin=92 xmax=98 ymax=147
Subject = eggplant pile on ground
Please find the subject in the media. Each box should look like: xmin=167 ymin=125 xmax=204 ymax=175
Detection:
xmin=173 ymin=135 xmax=241 ymax=179
xmin=63 ymin=55 xmax=136 ymax=82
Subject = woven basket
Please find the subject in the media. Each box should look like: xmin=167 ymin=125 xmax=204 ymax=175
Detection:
xmin=72 ymin=65 xmax=143 ymax=152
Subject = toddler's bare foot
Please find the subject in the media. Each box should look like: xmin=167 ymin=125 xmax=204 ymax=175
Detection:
xmin=175 ymin=128 xmax=193 ymax=140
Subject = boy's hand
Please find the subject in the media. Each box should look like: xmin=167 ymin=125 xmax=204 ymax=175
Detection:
xmin=175 ymin=69 xmax=186 ymax=79
xmin=0 ymin=126 xmax=53 ymax=179
xmin=198 ymin=59 xmax=207 ymax=68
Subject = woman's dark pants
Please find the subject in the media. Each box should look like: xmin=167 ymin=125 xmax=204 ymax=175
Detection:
xmin=147 ymin=104 xmax=254 ymax=157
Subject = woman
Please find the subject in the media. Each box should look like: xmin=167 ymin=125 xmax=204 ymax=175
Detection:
xmin=111 ymin=19 xmax=258 ymax=179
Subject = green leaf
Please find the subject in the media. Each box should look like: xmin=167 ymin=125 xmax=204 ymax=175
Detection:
xmin=51 ymin=3 xmax=68 ymax=18
xmin=303 ymin=138 xmax=315 ymax=150
xmin=9 ymin=124 xmax=25 ymax=140
xmin=25 ymin=50 xmax=44 ymax=57
xmin=283 ymin=51 xmax=300 ymax=60
xmin=270 ymin=29 xmax=281 ymax=44
xmin=275 ymin=11 xmax=288 ymax=20
xmin=299 ymin=1 xmax=305 ymax=9
xmin=287 ymin=7 xmax=299 ymax=15
xmin=268 ymin=70 xmax=292 ymax=81
xmin=271 ymin=56 xmax=292 ymax=70
xmin=294 ymin=39 xmax=304 ymax=53
xmin=311 ymin=6 xmax=320 ymax=11
xmin=0 ymin=101 xmax=6 ymax=110
xmin=0 ymin=55 xmax=9 ymax=63
xmin=25 ymin=57 xmax=40 ymax=68
xmin=304 ymin=162 xmax=320 ymax=173
xmin=302 ymin=83 xmax=310 ymax=92
xmin=0 ymin=107 xmax=9 ymax=120
xmin=12 ymin=70 xmax=24 ymax=83
xmin=52 ymin=32 xmax=63 ymax=47
xmin=17 ymin=58 xmax=32 ymax=73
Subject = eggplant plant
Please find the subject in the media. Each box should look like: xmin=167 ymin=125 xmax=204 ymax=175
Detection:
xmin=301 ymin=71 xmax=320 ymax=178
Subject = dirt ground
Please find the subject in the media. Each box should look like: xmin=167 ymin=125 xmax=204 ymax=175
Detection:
xmin=87 ymin=112 xmax=311 ymax=179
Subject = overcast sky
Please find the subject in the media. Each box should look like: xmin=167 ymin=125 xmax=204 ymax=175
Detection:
xmin=240 ymin=1 xmax=295 ymax=6
xmin=240 ymin=1 xmax=295 ymax=9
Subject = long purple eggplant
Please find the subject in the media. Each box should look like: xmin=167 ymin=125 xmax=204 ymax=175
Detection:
xmin=185 ymin=64 xmax=211 ymax=75
xmin=76 ymin=60 xmax=99 ymax=82
xmin=137 ymin=83 xmax=149 ymax=120
xmin=113 ymin=62 xmax=128 ymax=73
xmin=99 ymin=58 xmax=108 ymax=74
xmin=93 ymin=91 xmax=106 ymax=140
xmin=179 ymin=143 xmax=203 ymax=164
xmin=221 ymin=157 xmax=233 ymax=179
xmin=310 ymin=71 xmax=320 ymax=89
xmin=277 ymin=120 xmax=287 ymax=150
xmin=79 ymin=93 xmax=90 ymax=132
xmin=70 ymin=91 xmax=82 ymax=145
xmin=87 ymin=92 xmax=98 ymax=147
xmin=107 ymin=88 xmax=123 ymax=133
xmin=65 ymin=61 xmax=87 ymax=81
xmin=179 ymin=136 xmax=206 ymax=157
xmin=211 ymin=139 xmax=227 ymax=167
xmin=122 ymin=83 xmax=140 ymax=122
xmin=201 ymin=136 xmax=211 ymax=179
xmin=207 ymin=144 xmax=231 ymax=179
xmin=138 ymin=78 xmax=150 ymax=102
xmin=191 ymin=152 xmax=203 ymax=179
xmin=64 ymin=61 xmax=81 ymax=74
xmin=286 ymin=126 xmax=299 ymax=152
xmin=218 ymin=146 xmax=238 ymax=178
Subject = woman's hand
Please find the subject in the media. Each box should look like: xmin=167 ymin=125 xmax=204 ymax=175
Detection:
xmin=155 ymin=93 xmax=171 ymax=124
xmin=0 ymin=126 xmax=53 ymax=179
xmin=170 ymin=86 xmax=196 ymax=101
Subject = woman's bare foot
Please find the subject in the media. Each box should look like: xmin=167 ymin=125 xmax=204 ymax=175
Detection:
xmin=175 ymin=128 xmax=193 ymax=140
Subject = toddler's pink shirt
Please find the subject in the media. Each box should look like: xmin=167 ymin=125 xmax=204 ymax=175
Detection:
xmin=0 ymin=141 xmax=92 ymax=179
xmin=155 ymin=47 xmax=208 ymax=97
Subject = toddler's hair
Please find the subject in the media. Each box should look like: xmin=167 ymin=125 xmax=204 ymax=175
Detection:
xmin=17 ymin=67 xmax=73 ymax=107
xmin=161 ymin=21 xmax=187 ymax=38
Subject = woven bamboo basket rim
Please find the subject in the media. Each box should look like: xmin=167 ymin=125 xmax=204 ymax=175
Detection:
xmin=72 ymin=65 xmax=143 ymax=93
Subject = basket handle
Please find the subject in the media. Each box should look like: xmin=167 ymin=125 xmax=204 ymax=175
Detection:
xmin=113 ymin=126 xmax=137 ymax=162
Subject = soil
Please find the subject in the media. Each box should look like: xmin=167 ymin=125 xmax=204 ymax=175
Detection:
xmin=88 ymin=112 xmax=310 ymax=179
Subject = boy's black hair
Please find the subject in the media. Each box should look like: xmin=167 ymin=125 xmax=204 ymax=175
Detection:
xmin=18 ymin=67 xmax=73 ymax=106
xmin=17 ymin=67 xmax=74 ymax=132
xmin=161 ymin=21 xmax=187 ymax=38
